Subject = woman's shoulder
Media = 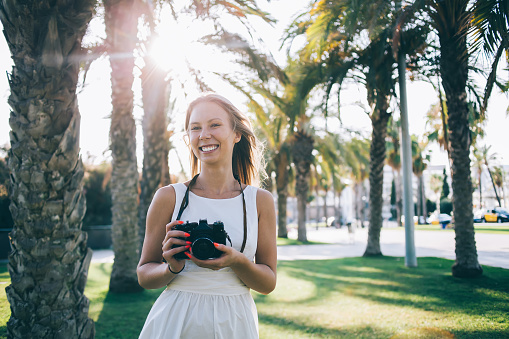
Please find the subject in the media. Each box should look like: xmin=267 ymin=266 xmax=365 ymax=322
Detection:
xmin=254 ymin=187 xmax=275 ymax=206
xmin=152 ymin=184 xmax=177 ymax=206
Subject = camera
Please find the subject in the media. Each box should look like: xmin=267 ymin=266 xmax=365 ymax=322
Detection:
xmin=172 ymin=219 xmax=230 ymax=260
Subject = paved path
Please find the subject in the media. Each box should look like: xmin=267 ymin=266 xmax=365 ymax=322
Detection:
xmin=279 ymin=226 xmax=509 ymax=269
xmin=92 ymin=226 xmax=509 ymax=269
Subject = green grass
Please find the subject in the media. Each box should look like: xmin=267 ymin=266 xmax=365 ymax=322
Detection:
xmin=1 ymin=257 xmax=509 ymax=338
xmin=277 ymin=237 xmax=325 ymax=246
xmin=0 ymin=265 xmax=8 ymax=339
xmin=387 ymin=224 xmax=509 ymax=234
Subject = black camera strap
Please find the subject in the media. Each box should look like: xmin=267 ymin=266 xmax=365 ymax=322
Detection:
xmin=176 ymin=174 xmax=247 ymax=253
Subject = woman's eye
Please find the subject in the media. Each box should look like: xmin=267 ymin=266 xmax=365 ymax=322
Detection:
xmin=191 ymin=126 xmax=201 ymax=131
xmin=211 ymin=123 xmax=220 ymax=127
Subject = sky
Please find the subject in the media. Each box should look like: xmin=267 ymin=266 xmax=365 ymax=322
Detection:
xmin=0 ymin=0 xmax=508 ymax=176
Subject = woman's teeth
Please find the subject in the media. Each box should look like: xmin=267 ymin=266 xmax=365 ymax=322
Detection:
xmin=201 ymin=145 xmax=218 ymax=152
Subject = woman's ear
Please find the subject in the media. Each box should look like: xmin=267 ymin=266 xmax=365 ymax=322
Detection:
xmin=234 ymin=132 xmax=241 ymax=144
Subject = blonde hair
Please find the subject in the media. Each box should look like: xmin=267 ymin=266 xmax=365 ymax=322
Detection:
xmin=185 ymin=93 xmax=265 ymax=186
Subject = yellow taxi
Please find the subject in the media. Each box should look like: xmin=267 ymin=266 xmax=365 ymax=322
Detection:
xmin=480 ymin=207 xmax=509 ymax=223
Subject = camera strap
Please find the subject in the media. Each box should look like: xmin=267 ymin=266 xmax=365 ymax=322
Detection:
xmin=176 ymin=174 xmax=247 ymax=253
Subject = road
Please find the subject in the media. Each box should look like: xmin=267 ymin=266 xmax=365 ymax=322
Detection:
xmin=91 ymin=226 xmax=509 ymax=269
xmin=278 ymin=226 xmax=509 ymax=269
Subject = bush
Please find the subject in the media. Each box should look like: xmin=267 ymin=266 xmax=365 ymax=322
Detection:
xmin=83 ymin=163 xmax=112 ymax=228
xmin=440 ymin=198 xmax=453 ymax=215
xmin=426 ymin=199 xmax=436 ymax=215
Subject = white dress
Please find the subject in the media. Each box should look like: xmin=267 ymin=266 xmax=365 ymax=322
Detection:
xmin=139 ymin=183 xmax=259 ymax=339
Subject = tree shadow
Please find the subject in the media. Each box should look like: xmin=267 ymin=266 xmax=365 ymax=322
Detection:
xmin=255 ymin=256 xmax=509 ymax=332
xmin=93 ymin=288 xmax=163 ymax=339
xmin=258 ymin=312 xmax=393 ymax=338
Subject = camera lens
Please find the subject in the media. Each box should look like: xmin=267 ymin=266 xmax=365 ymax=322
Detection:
xmin=192 ymin=238 xmax=216 ymax=260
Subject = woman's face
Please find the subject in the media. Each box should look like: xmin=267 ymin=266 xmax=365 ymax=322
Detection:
xmin=187 ymin=101 xmax=241 ymax=165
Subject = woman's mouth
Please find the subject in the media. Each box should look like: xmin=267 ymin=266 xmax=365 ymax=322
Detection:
xmin=200 ymin=145 xmax=219 ymax=152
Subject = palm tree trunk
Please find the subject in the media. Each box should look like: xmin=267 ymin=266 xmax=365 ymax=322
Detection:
xmin=315 ymin=185 xmax=320 ymax=229
xmin=438 ymin=6 xmax=482 ymax=277
xmin=395 ymin=169 xmax=403 ymax=226
xmin=364 ymin=106 xmax=390 ymax=257
xmin=416 ymin=181 xmax=422 ymax=222
xmin=479 ymin=169 xmax=483 ymax=208
xmin=323 ymin=187 xmax=329 ymax=224
xmin=105 ymin=0 xmax=143 ymax=292
xmin=1 ymin=1 xmax=95 ymax=337
xmin=292 ymin=130 xmax=314 ymax=242
xmin=355 ymin=183 xmax=362 ymax=225
xmin=421 ymin=175 xmax=428 ymax=223
xmin=139 ymin=57 xmax=170 ymax=252
xmin=275 ymin=152 xmax=289 ymax=238
xmin=486 ymin=166 xmax=502 ymax=207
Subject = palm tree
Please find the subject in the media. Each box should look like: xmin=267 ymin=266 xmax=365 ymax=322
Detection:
xmin=138 ymin=52 xmax=171 ymax=253
xmin=472 ymin=145 xmax=485 ymax=208
xmin=404 ymin=0 xmax=484 ymax=277
xmin=314 ymin=133 xmax=347 ymax=225
xmin=386 ymin=117 xmax=403 ymax=226
xmin=429 ymin=173 xmax=443 ymax=214
xmin=470 ymin=0 xmax=509 ymax=114
xmin=104 ymin=0 xmax=143 ymax=293
xmin=137 ymin=4 xmax=173 ymax=251
xmin=481 ymin=145 xmax=502 ymax=207
xmin=492 ymin=166 xmax=506 ymax=207
xmin=287 ymin=0 xmax=429 ymax=255
xmin=0 ymin=0 xmax=96 ymax=337
xmin=412 ymin=136 xmax=429 ymax=223
xmin=345 ymin=137 xmax=371 ymax=228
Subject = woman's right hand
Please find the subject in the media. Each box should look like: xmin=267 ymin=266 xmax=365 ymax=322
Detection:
xmin=162 ymin=220 xmax=191 ymax=273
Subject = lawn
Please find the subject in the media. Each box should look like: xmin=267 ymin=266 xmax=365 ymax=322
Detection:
xmin=1 ymin=257 xmax=509 ymax=338
xmin=276 ymin=237 xmax=325 ymax=246
xmin=386 ymin=224 xmax=509 ymax=234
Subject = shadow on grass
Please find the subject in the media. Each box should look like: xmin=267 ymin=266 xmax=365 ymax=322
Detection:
xmin=0 ymin=265 xmax=8 ymax=282
xmin=93 ymin=289 xmax=162 ymax=339
xmin=258 ymin=257 xmax=509 ymax=321
xmin=259 ymin=312 xmax=392 ymax=338
xmin=84 ymin=263 xmax=163 ymax=339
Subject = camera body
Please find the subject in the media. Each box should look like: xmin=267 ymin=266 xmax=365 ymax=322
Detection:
xmin=172 ymin=219 xmax=229 ymax=260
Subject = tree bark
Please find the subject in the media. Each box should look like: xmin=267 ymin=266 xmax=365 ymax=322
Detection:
xmin=1 ymin=1 xmax=95 ymax=337
xmin=139 ymin=57 xmax=170 ymax=252
xmin=437 ymin=1 xmax=482 ymax=277
xmin=395 ymin=170 xmax=403 ymax=226
xmin=486 ymin=166 xmax=502 ymax=207
xmin=105 ymin=0 xmax=143 ymax=292
xmin=292 ymin=131 xmax=314 ymax=242
xmin=275 ymin=151 xmax=289 ymax=238
xmin=364 ymin=104 xmax=390 ymax=257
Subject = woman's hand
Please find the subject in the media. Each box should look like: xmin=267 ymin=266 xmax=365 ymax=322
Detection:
xmin=184 ymin=243 xmax=246 ymax=271
xmin=162 ymin=220 xmax=191 ymax=273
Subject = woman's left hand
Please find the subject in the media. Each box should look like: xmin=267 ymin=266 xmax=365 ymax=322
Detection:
xmin=184 ymin=243 xmax=245 ymax=270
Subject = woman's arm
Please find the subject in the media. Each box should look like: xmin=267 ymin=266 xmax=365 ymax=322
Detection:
xmin=232 ymin=188 xmax=277 ymax=294
xmin=137 ymin=186 xmax=189 ymax=289
xmin=186 ymin=188 xmax=277 ymax=294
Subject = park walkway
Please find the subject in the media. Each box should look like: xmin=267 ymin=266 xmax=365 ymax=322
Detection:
xmin=279 ymin=226 xmax=509 ymax=269
xmin=91 ymin=225 xmax=509 ymax=269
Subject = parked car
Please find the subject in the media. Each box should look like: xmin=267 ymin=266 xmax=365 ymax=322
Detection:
xmin=481 ymin=207 xmax=509 ymax=223
xmin=473 ymin=209 xmax=485 ymax=223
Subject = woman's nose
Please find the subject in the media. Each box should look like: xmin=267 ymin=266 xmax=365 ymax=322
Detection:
xmin=199 ymin=129 xmax=211 ymax=140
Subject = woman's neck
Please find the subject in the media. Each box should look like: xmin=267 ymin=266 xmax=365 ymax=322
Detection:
xmin=195 ymin=167 xmax=239 ymax=196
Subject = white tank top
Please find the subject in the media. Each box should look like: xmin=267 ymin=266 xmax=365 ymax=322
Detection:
xmin=166 ymin=183 xmax=259 ymax=295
